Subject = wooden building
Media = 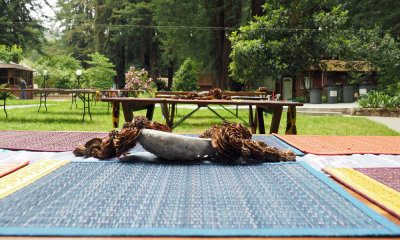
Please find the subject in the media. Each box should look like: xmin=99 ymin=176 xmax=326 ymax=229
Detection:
xmin=0 ymin=62 xmax=35 ymax=99
xmin=294 ymin=60 xmax=376 ymax=98
xmin=254 ymin=60 xmax=376 ymax=101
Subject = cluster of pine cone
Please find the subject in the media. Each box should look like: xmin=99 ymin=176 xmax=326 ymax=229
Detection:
xmin=172 ymin=92 xmax=200 ymax=99
xmin=73 ymin=116 xmax=170 ymax=159
xmin=74 ymin=116 xmax=295 ymax=163
xmin=200 ymin=120 xmax=296 ymax=164
xmin=172 ymin=88 xmax=232 ymax=100
xmin=204 ymin=88 xmax=231 ymax=100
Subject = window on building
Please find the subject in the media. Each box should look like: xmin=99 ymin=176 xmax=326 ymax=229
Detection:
xmin=0 ymin=69 xmax=7 ymax=77
xmin=304 ymin=76 xmax=311 ymax=89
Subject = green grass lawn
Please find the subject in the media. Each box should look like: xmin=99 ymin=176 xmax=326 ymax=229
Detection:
xmin=0 ymin=99 xmax=399 ymax=136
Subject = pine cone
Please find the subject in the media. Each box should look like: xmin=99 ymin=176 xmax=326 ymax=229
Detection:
xmin=114 ymin=125 xmax=141 ymax=157
xmin=279 ymin=149 xmax=296 ymax=162
xmin=240 ymin=139 xmax=296 ymax=163
xmin=241 ymin=139 xmax=268 ymax=163
xmin=147 ymin=121 xmax=171 ymax=132
xmin=73 ymin=138 xmax=102 ymax=158
xmin=211 ymin=127 xmax=243 ymax=163
xmin=132 ymin=115 xmax=150 ymax=129
xmin=213 ymin=88 xmax=223 ymax=99
xmin=199 ymin=125 xmax=221 ymax=138
xmin=221 ymin=119 xmax=230 ymax=127
xmin=94 ymin=136 xmax=115 ymax=159
xmin=109 ymin=129 xmax=120 ymax=138
xmin=73 ymin=144 xmax=86 ymax=157
xmin=186 ymin=92 xmax=199 ymax=99
xmin=229 ymin=122 xmax=252 ymax=139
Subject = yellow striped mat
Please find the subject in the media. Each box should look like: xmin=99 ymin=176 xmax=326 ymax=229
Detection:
xmin=0 ymin=159 xmax=69 ymax=199
xmin=323 ymin=168 xmax=400 ymax=219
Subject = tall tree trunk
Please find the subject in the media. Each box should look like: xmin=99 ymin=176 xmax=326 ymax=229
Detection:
xmin=251 ymin=0 xmax=265 ymax=17
xmin=167 ymin=60 xmax=174 ymax=90
xmin=115 ymin=43 xmax=126 ymax=89
xmin=215 ymin=1 xmax=224 ymax=89
xmin=150 ymin=39 xmax=158 ymax=82
xmin=94 ymin=0 xmax=106 ymax=53
xmin=214 ymin=0 xmax=241 ymax=90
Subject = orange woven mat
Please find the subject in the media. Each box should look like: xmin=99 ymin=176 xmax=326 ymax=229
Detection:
xmin=273 ymin=134 xmax=400 ymax=155
xmin=0 ymin=161 xmax=29 ymax=178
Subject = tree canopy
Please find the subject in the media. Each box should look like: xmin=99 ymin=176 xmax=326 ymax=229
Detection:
xmin=229 ymin=3 xmax=349 ymax=85
xmin=229 ymin=2 xmax=400 ymax=94
xmin=84 ymin=52 xmax=116 ymax=89
xmin=0 ymin=0 xmax=399 ymax=92
xmin=0 ymin=0 xmax=45 ymax=54
xmin=0 ymin=45 xmax=23 ymax=63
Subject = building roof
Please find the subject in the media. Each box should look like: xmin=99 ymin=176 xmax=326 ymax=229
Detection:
xmin=0 ymin=62 xmax=35 ymax=72
xmin=311 ymin=60 xmax=375 ymax=72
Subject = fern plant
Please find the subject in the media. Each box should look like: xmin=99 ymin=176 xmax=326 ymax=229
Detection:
xmin=358 ymin=91 xmax=400 ymax=109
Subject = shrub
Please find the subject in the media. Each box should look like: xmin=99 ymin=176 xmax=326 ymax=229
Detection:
xmin=172 ymin=58 xmax=200 ymax=91
xmin=85 ymin=53 xmax=116 ymax=89
xmin=358 ymin=91 xmax=400 ymax=109
xmin=125 ymin=66 xmax=154 ymax=93
xmin=292 ymin=96 xmax=308 ymax=103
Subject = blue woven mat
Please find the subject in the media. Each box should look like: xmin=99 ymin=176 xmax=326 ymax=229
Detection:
xmin=0 ymin=162 xmax=399 ymax=237
xmin=129 ymin=134 xmax=304 ymax=156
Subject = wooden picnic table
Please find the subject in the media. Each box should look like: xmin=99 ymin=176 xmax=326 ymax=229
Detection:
xmin=101 ymin=89 xmax=145 ymax=97
xmin=0 ymin=88 xmax=97 ymax=121
xmin=101 ymin=97 xmax=303 ymax=134
xmin=0 ymin=88 xmax=145 ymax=121
xmin=155 ymin=90 xmax=269 ymax=98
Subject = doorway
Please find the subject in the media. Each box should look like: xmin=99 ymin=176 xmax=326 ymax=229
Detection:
xmin=282 ymin=77 xmax=293 ymax=100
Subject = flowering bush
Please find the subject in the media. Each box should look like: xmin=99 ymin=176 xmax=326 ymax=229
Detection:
xmin=125 ymin=66 xmax=154 ymax=93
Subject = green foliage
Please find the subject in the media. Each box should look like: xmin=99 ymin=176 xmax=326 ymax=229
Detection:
xmin=56 ymin=0 xmax=96 ymax=64
xmin=229 ymin=2 xmax=350 ymax=86
xmin=291 ymin=96 xmax=307 ymax=103
xmin=0 ymin=45 xmax=23 ymax=63
xmin=172 ymin=58 xmax=200 ymax=91
xmin=153 ymin=0 xmax=216 ymax=70
xmin=23 ymin=55 xmax=82 ymax=89
xmin=84 ymin=53 xmax=116 ymax=89
xmin=230 ymin=1 xmax=400 ymax=94
xmin=0 ymin=0 xmax=44 ymax=53
xmin=342 ymin=0 xmax=400 ymax=38
xmin=51 ymin=55 xmax=83 ymax=89
xmin=358 ymin=91 xmax=400 ymax=109
xmin=0 ymin=84 xmax=16 ymax=99
xmin=342 ymin=29 xmax=400 ymax=94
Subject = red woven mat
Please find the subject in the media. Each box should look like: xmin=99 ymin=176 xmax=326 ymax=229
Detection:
xmin=0 ymin=130 xmax=108 ymax=152
xmin=0 ymin=161 xmax=29 ymax=178
xmin=273 ymin=134 xmax=400 ymax=155
xmin=355 ymin=168 xmax=400 ymax=192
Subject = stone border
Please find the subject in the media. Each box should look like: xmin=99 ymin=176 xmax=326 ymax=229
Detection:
xmin=351 ymin=107 xmax=400 ymax=117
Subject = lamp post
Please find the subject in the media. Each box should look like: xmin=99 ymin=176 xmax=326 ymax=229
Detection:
xmin=76 ymin=69 xmax=82 ymax=89
xmin=43 ymin=70 xmax=47 ymax=88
